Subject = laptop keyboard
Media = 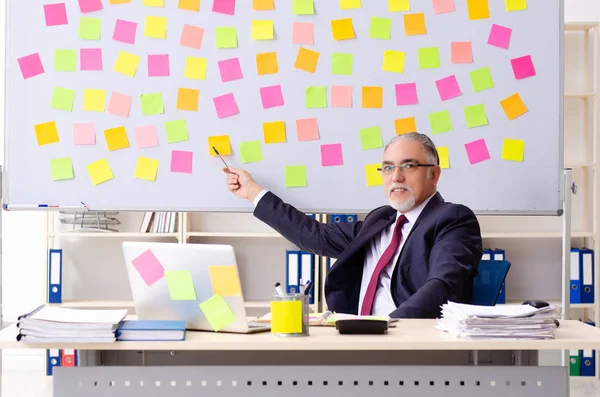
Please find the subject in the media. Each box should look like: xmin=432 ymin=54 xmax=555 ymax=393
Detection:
xmin=247 ymin=321 xmax=270 ymax=328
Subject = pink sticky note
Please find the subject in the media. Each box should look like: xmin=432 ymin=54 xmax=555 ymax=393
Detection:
xmin=213 ymin=93 xmax=240 ymax=118
xmin=180 ymin=24 xmax=204 ymax=49
xmin=148 ymin=54 xmax=170 ymax=77
xmin=293 ymin=22 xmax=314 ymax=45
xmin=395 ymin=83 xmax=418 ymax=106
xmin=218 ymin=58 xmax=243 ymax=82
xmin=73 ymin=123 xmax=96 ymax=145
xmin=451 ymin=42 xmax=472 ymax=64
xmin=296 ymin=118 xmax=319 ymax=141
xmin=260 ymin=85 xmax=284 ymax=109
xmin=432 ymin=0 xmax=455 ymax=14
xmin=435 ymin=75 xmax=462 ymax=101
xmin=171 ymin=150 xmax=193 ymax=173
xmin=465 ymin=139 xmax=490 ymax=165
xmin=511 ymin=55 xmax=536 ymax=79
xmin=331 ymin=85 xmax=352 ymax=108
xmin=113 ymin=19 xmax=137 ymax=44
xmin=17 ymin=53 xmax=44 ymax=79
xmin=44 ymin=3 xmax=68 ymax=26
xmin=80 ymin=48 xmax=102 ymax=71
xmin=135 ymin=126 xmax=159 ymax=148
xmin=321 ymin=144 xmax=343 ymax=166
xmin=488 ymin=24 xmax=512 ymax=49
xmin=213 ymin=0 xmax=235 ymax=15
xmin=131 ymin=249 xmax=165 ymax=287
xmin=108 ymin=92 xmax=132 ymax=118
xmin=78 ymin=0 xmax=103 ymax=13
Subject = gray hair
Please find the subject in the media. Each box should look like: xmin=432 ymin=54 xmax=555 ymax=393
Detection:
xmin=384 ymin=132 xmax=439 ymax=166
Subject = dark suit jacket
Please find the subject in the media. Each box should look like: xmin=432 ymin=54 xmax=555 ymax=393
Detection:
xmin=253 ymin=191 xmax=483 ymax=318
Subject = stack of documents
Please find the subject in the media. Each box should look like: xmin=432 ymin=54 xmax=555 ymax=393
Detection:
xmin=16 ymin=305 xmax=128 ymax=343
xmin=436 ymin=302 xmax=560 ymax=340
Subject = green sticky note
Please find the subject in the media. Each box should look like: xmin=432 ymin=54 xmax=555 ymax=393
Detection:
xmin=359 ymin=126 xmax=383 ymax=150
xmin=216 ymin=27 xmax=237 ymax=48
xmin=54 ymin=50 xmax=76 ymax=72
xmin=293 ymin=0 xmax=314 ymax=14
xmin=79 ymin=17 xmax=101 ymax=40
xmin=165 ymin=270 xmax=197 ymax=300
xmin=51 ymin=87 xmax=76 ymax=112
xmin=464 ymin=104 xmax=488 ymax=128
xmin=199 ymin=295 xmax=237 ymax=332
xmin=469 ymin=67 xmax=494 ymax=92
xmin=429 ymin=110 xmax=453 ymax=134
xmin=306 ymin=86 xmax=327 ymax=108
xmin=141 ymin=93 xmax=164 ymax=116
xmin=369 ymin=17 xmax=392 ymax=40
xmin=285 ymin=165 xmax=307 ymax=187
xmin=240 ymin=140 xmax=263 ymax=163
xmin=165 ymin=119 xmax=189 ymax=143
xmin=50 ymin=157 xmax=74 ymax=181
xmin=332 ymin=53 xmax=353 ymax=75
xmin=418 ymin=47 xmax=440 ymax=69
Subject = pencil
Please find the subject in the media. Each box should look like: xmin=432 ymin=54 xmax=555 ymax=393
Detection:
xmin=212 ymin=146 xmax=230 ymax=169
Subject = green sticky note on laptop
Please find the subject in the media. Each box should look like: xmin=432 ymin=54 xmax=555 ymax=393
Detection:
xmin=199 ymin=295 xmax=237 ymax=332
xmin=165 ymin=270 xmax=197 ymax=300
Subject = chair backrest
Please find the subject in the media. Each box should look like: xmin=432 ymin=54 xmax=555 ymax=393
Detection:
xmin=472 ymin=260 xmax=511 ymax=306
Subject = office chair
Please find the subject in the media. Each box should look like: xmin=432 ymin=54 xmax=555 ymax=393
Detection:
xmin=471 ymin=260 xmax=511 ymax=306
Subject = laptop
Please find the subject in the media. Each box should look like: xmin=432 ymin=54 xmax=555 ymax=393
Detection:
xmin=121 ymin=241 xmax=270 ymax=334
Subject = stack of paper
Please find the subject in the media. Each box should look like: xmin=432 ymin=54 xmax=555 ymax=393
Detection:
xmin=16 ymin=305 xmax=127 ymax=343
xmin=436 ymin=302 xmax=560 ymax=340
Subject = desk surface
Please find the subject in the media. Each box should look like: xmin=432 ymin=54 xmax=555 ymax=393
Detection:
xmin=1 ymin=320 xmax=600 ymax=351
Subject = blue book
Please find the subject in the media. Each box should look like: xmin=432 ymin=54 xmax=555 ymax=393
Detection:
xmin=116 ymin=320 xmax=186 ymax=341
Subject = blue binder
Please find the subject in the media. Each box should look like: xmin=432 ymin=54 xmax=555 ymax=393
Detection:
xmin=286 ymin=250 xmax=300 ymax=294
xmin=46 ymin=349 xmax=61 ymax=376
xmin=300 ymin=251 xmax=315 ymax=304
xmin=492 ymin=249 xmax=506 ymax=304
xmin=48 ymin=249 xmax=63 ymax=304
xmin=581 ymin=248 xmax=594 ymax=304
xmin=581 ymin=350 xmax=596 ymax=376
xmin=331 ymin=214 xmax=357 ymax=223
xmin=571 ymin=248 xmax=582 ymax=304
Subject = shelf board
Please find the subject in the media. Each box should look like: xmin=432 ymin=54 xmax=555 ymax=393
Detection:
xmin=51 ymin=300 xmax=274 ymax=309
xmin=482 ymin=231 xmax=595 ymax=239
xmin=506 ymin=300 xmax=595 ymax=309
xmin=565 ymin=92 xmax=596 ymax=99
xmin=185 ymin=232 xmax=283 ymax=238
xmin=565 ymin=22 xmax=599 ymax=32
xmin=49 ymin=232 xmax=179 ymax=238
xmin=566 ymin=162 xmax=596 ymax=168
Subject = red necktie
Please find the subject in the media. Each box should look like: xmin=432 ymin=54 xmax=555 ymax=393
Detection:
xmin=360 ymin=215 xmax=408 ymax=315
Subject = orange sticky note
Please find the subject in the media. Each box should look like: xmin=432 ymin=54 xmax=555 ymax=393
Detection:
xmin=177 ymin=88 xmax=199 ymax=111
xmin=253 ymin=0 xmax=275 ymax=10
xmin=404 ymin=13 xmax=426 ymax=35
xmin=35 ymin=121 xmax=60 ymax=146
xmin=500 ymin=93 xmax=528 ymax=120
xmin=104 ymin=126 xmax=130 ymax=151
xmin=365 ymin=164 xmax=383 ymax=187
xmin=331 ymin=18 xmax=355 ymax=40
xmin=208 ymin=135 xmax=231 ymax=156
xmin=263 ymin=121 xmax=286 ymax=143
xmin=362 ymin=86 xmax=383 ymax=108
xmin=467 ymin=0 xmax=489 ymax=20
xmin=208 ymin=265 xmax=242 ymax=296
xmin=256 ymin=52 xmax=278 ymax=75
xmin=178 ymin=0 xmax=200 ymax=11
xmin=294 ymin=47 xmax=319 ymax=73
xmin=395 ymin=117 xmax=417 ymax=135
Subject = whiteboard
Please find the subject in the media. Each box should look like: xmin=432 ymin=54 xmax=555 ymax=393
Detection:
xmin=3 ymin=0 xmax=563 ymax=214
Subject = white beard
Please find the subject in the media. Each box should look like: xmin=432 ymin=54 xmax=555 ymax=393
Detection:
xmin=388 ymin=183 xmax=416 ymax=212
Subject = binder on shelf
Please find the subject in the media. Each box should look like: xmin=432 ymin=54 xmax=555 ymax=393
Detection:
xmin=569 ymin=349 xmax=581 ymax=376
xmin=61 ymin=349 xmax=77 ymax=367
xmin=492 ymin=249 xmax=506 ymax=304
xmin=286 ymin=250 xmax=300 ymax=294
xmin=48 ymin=249 xmax=62 ymax=304
xmin=570 ymin=248 xmax=582 ymax=304
xmin=581 ymin=349 xmax=595 ymax=377
xmin=481 ymin=249 xmax=493 ymax=261
xmin=300 ymin=251 xmax=315 ymax=304
xmin=581 ymin=248 xmax=594 ymax=304
xmin=331 ymin=214 xmax=357 ymax=223
xmin=46 ymin=349 xmax=61 ymax=376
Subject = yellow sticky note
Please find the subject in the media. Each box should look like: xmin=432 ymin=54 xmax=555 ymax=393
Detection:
xmin=256 ymin=52 xmax=278 ymax=75
xmin=383 ymin=50 xmax=405 ymax=73
xmin=86 ymin=159 xmax=114 ymax=185
xmin=271 ymin=301 xmax=303 ymax=333
xmin=252 ymin=20 xmax=274 ymax=40
xmin=208 ymin=135 xmax=231 ymax=156
xmin=388 ymin=0 xmax=410 ymax=11
xmin=143 ymin=0 xmax=163 ymax=6
xmin=263 ymin=121 xmax=286 ymax=143
xmin=177 ymin=88 xmax=199 ymax=111
xmin=184 ymin=56 xmax=208 ymax=80
xmin=362 ymin=86 xmax=383 ymax=108
xmin=331 ymin=18 xmax=355 ymax=40
xmin=294 ymin=47 xmax=320 ymax=73
xmin=114 ymin=51 xmax=140 ymax=77
xmin=134 ymin=156 xmax=159 ymax=181
xmin=506 ymin=0 xmax=526 ymax=11
xmin=404 ymin=13 xmax=426 ymax=35
xmin=365 ymin=164 xmax=383 ymax=187
xmin=502 ymin=138 xmax=524 ymax=162
xmin=110 ymin=0 xmax=131 ymax=3
xmin=104 ymin=126 xmax=130 ymax=151
xmin=340 ymin=0 xmax=361 ymax=9
xmin=199 ymin=295 xmax=237 ymax=332
xmin=83 ymin=89 xmax=106 ymax=112
xmin=437 ymin=147 xmax=450 ymax=168
xmin=178 ymin=0 xmax=200 ymax=11
xmin=500 ymin=93 xmax=528 ymax=120
xmin=394 ymin=116 xmax=416 ymax=135
xmin=467 ymin=0 xmax=489 ymax=20
xmin=253 ymin=0 xmax=275 ymax=10
xmin=165 ymin=270 xmax=197 ymax=300
xmin=34 ymin=121 xmax=60 ymax=146
xmin=145 ymin=15 xmax=167 ymax=38
xmin=208 ymin=266 xmax=242 ymax=296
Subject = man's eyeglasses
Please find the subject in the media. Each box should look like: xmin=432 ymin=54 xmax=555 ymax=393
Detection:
xmin=377 ymin=163 xmax=436 ymax=174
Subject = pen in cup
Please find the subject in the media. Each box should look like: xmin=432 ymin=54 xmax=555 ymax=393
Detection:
xmin=274 ymin=282 xmax=286 ymax=296
xmin=303 ymin=280 xmax=313 ymax=296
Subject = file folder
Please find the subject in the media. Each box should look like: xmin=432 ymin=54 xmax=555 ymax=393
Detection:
xmin=286 ymin=250 xmax=300 ymax=294
xmin=331 ymin=214 xmax=357 ymax=223
xmin=300 ymin=251 xmax=315 ymax=304
xmin=581 ymin=248 xmax=594 ymax=304
xmin=569 ymin=349 xmax=581 ymax=376
xmin=570 ymin=248 xmax=582 ymax=304
xmin=492 ymin=249 xmax=506 ymax=304
xmin=48 ymin=249 xmax=63 ymax=304
xmin=481 ymin=249 xmax=493 ymax=261
xmin=61 ymin=349 xmax=77 ymax=367
xmin=46 ymin=349 xmax=61 ymax=376
xmin=581 ymin=349 xmax=595 ymax=376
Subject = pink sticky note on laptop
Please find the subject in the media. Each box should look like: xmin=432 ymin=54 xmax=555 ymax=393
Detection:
xmin=213 ymin=93 xmax=240 ymax=118
xmin=113 ymin=19 xmax=137 ymax=44
xmin=487 ymin=24 xmax=512 ymax=49
xmin=78 ymin=0 xmax=103 ymax=13
xmin=465 ymin=139 xmax=490 ymax=165
xmin=135 ymin=126 xmax=159 ymax=148
xmin=171 ymin=150 xmax=193 ymax=173
xmin=44 ymin=3 xmax=68 ymax=26
xmin=17 ymin=53 xmax=44 ymax=79
xmin=131 ymin=249 xmax=165 ymax=287
xmin=73 ymin=123 xmax=96 ymax=145
xmin=395 ymin=83 xmax=418 ymax=105
xmin=435 ymin=75 xmax=462 ymax=101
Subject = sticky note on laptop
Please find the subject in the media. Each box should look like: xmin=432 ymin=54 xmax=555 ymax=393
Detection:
xmin=165 ymin=270 xmax=197 ymax=300
xmin=208 ymin=265 xmax=242 ymax=296
xmin=199 ymin=295 xmax=237 ymax=332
